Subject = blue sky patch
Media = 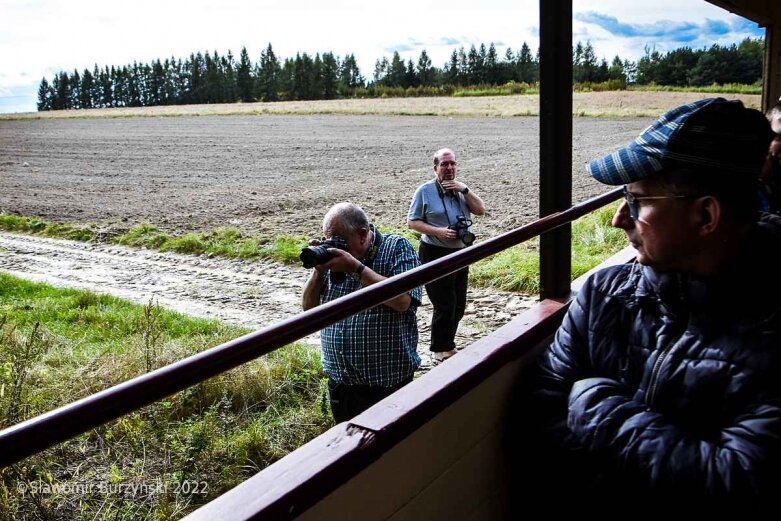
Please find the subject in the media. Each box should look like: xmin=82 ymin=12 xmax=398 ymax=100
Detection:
xmin=576 ymin=11 xmax=762 ymax=45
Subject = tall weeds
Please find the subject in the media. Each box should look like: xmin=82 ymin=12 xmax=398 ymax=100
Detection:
xmin=0 ymin=317 xmax=51 ymax=426
xmin=141 ymin=299 xmax=163 ymax=372
xmin=0 ymin=276 xmax=331 ymax=519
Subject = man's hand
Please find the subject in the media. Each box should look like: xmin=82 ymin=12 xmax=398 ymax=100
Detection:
xmin=441 ymin=179 xmax=486 ymax=216
xmin=567 ymin=377 xmax=644 ymax=452
xmin=408 ymin=218 xmax=460 ymax=242
xmin=435 ymin=227 xmax=458 ymax=241
xmin=441 ymin=179 xmax=466 ymax=193
xmin=321 ymin=248 xmax=361 ymax=273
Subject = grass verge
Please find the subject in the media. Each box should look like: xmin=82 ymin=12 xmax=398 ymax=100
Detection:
xmin=0 ymin=215 xmax=308 ymax=264
xmin=629 ymin=83 xmax=761 ymax=95
xmin=0 ymin=274 xmax=331 ymax=519
xmin=1 ymin=204 xmax=627 ymax=295
xmin=469 ymin=203 xmax=625 ymax=293
xmin=0 ymin=214 xmax=95 ymax=241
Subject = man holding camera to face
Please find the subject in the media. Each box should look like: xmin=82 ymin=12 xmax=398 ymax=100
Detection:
xmin=302 ymin=202 xmax=422 ymax=423
xmin=408 ymin=148 xmax=486 ymax=362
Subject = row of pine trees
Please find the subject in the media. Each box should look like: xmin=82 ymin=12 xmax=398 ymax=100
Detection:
xmin=37 ymin=39 xmax=764 ymax=111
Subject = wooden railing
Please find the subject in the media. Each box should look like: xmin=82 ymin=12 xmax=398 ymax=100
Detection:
xmin=0 ymin=188 xmax=622 ymax=467
xmin=184 ymin=242 xmax=638 ymax=521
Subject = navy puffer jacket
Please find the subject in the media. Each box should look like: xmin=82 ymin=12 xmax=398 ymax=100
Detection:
xmin=535 ymin=214 xmax=781 ymax=501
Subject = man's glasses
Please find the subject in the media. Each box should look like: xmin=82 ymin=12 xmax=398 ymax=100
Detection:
xmin=438 ymin=161 xmax=457 ymax=168
xmin=623 ymin=186 xmax=690 ymax=221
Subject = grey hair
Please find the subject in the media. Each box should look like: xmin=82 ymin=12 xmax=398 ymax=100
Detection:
xmin=322 ymin=202 xmax=370 ymax=236
xmin=433 ymin=147 xmax=456 ymax=166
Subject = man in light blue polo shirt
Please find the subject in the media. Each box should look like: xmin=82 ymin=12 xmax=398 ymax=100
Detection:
xmin=407 ymin=148 xmax=486 ymax=362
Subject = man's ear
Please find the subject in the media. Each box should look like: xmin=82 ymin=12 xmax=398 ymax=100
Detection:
xmin=694 ymin=195 xmax=722 ymax=236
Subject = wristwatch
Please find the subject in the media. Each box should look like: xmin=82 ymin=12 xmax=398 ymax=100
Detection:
xmin=461 ymin=187 xmax=470 ymax=195
xmin=351 ymin=263 xmax=366 ymax=282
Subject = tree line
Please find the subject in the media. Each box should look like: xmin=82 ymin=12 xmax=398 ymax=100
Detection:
xmin=36 ymin=39 xmax=763 ymax=111
xmin=635 ymin=38 xmax=763 ymax=86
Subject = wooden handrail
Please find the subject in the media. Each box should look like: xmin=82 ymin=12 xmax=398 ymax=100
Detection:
xmin=185 ymin=297 xmax=575 ymax=520
xmin=0 ymin=187 xmax=622 ymax=467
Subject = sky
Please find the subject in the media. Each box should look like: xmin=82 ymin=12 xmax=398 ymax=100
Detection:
xmin=0 ymin=0 xmax=766 ymax=114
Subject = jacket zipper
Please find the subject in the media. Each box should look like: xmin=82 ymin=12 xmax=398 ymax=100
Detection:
xmin=646 ymin=317 xmax=690 ymax=406
xmin=646 ymin=276 xmax=689 ymax=406
xmin=646 ymin=341 xmax=673 ymax=406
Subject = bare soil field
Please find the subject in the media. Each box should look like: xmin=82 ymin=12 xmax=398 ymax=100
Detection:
xmin=0 ymin=114 xmax=636 ymax=238
xmin=0 ymin=92 xmax=760 ymax=239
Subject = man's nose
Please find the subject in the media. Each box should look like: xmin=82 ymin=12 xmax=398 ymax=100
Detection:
xmin=612 ymin=201 xmax=633 ymax=230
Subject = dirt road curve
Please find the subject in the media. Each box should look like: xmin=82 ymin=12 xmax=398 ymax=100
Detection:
xmin=0 ymin=232 xmax=534 ymax=369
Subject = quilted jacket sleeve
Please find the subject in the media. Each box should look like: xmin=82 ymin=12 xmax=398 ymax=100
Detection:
xmin=567 ymin=376 xmax=781 ymax=496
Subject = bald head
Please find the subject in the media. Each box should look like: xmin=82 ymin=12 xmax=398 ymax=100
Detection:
xmin=322 ymin=202 xmax=370 ymax=237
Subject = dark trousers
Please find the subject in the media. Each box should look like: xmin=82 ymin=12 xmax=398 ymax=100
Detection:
xmin=328 ymin=377 xmax=413 ymax=423
xmin=418 ymin=241 xmax=468 ymax=353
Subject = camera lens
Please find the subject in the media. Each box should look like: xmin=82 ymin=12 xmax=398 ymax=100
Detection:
xmin=300 ymin=247 xmax=321 ymax=268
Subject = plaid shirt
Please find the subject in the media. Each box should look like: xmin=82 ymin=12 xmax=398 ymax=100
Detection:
xmin=320 ymin=231 xmax=422 ymax=386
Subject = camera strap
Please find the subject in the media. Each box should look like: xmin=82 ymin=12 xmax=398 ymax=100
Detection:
xmin=435 ymin=180 xmax=466 ymax=228
xmin=362 ymin=225 xmax=382 ymax=268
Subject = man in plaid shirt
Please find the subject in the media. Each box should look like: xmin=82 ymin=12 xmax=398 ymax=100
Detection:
xmin=302 ymin=202 xmax=422 ymax=422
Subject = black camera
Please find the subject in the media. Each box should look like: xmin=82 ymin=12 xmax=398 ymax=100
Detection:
xmin=450 ymin=215 xmax=475 ymax=246
xmin=300 ymin=236 xmax=349 ymax=268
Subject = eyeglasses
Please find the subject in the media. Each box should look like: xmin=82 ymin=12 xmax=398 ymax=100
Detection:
xmin=622 ymin=186 xmax=690 ymax=221
xmin=438 ymin=161 xmax=457 ymax=168
xmin=319 ymin=235 xmax=349 ymax=248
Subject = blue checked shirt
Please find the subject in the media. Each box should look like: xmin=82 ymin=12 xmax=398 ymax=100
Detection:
xmin=320 ymin=232 xmax=422 ymax=386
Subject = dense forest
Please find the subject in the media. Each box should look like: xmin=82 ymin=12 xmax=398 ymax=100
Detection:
xmin=36 ymin=39 xmax=764 ymax=111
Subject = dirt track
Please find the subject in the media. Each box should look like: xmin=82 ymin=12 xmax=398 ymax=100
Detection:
xmin=0 ymin=232 xmax=533 ymax=368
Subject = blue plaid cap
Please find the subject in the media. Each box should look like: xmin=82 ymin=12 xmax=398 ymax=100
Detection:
xmin=587 ymin=98 xmax=773 ymax=185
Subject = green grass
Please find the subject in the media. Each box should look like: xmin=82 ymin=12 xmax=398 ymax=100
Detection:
xmin=0 ymin=274 xmax=331 ymax=519
xmin=448 ymin=81 xmax=759 ymax=97
xmin=469 ymin=203 xmax=625 ymax=293
xmin=376 ymin=224 xmax=420 ymax=246
xmin=0 ymin=215 xmax=309 ymax=264
xmin=116 ymin=224 xmax=310 ymax=263
xmin=0 ymin=215 xmax=416 ymax=266
xmin=0 ymin=214 xmax=96 ymax=241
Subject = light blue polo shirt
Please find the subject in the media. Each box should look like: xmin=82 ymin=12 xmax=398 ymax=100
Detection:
xmin=408 ymin=179 xmax=471 ymax=249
